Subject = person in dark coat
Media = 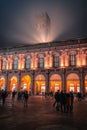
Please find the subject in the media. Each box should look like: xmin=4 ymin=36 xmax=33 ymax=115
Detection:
xmin=23 ymin=90 xmax=29 ymax=107
xmin=54 ymin=90 xmax=60 ymax=111
xmin=60 ymin=90 xmax=67 ymax=112
xmin=12 ymin=90 xmax=17 ymax=105
xmin=66 ymin=93 xmax=71 ymax=112
xmin=77 ymin=92 xmax=82 ymax=101
xmin=1 ymin=89 xmax=7 ymax=106
xmin=70 ymin=91 xmax=74 ymax=112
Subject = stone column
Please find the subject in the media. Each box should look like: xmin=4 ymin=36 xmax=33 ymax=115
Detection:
xmin=79 ymin=69 xmax=85 ymax=95
xmin=31 ymin=70 xmax=34 ymax=95
xmin=62 ymin=68 xmax=66 ymax=91
xmin=46 ymin=70 xmax=50 ymax=93
xmin=18 ymin=71 xmax=21 ymax=92
xmin=6 ymin=71 xmax=9 ymax=90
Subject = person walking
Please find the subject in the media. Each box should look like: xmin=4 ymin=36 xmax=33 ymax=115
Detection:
xmin=1 ymin=89 xmax=8 ymax=106
xmin=53 ymin=90 xmax=60 ymax=111
xmin=70 ymin=91 xmax=74 ymax=112
xmin=12 ymin=90 xmax=17 ymax=105
xmin=23 ymin=90 xmax=29 ymax=107
xmin=66 ymin=93 xmax=71 ymax=112
xmin=60 ymin=90 xmax=67 ymax=113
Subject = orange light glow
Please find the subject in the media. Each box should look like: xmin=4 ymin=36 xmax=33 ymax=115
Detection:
xmin=60 ymin=63 xmax=64 ymax=67
xmin=67 ymin=73 xmax=80 ymax=93
xmin=35 ymin=74 xmax=45 ymax=94
xmin=81 ymin=53 xmax=86 ymax=66
xmin=9 ymin=76 xmax=18 ymax=92
xmin=50 ymin=74 xmax=62 ymax=93
xmin=21 ymin=75 xmax=31 ymax=92
xmin=76 ymin=52 xmax=81 ymax=67
xmin=0 ymin=76 xmax=5 ymax=90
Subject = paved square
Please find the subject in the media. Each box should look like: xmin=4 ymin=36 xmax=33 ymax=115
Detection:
xmin=0 ymin=95 xmax=87 ymax=130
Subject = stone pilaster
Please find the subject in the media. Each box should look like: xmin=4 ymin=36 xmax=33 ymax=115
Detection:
xmin=62 ymin=68 xmax=66 ymax=91
xmin=6 ymin=71 xmax=8 ymax=90
xmin=18 ymin=71 xmax=21 ymax=92
xmin=46 ymin=70 xmax=50 ymax=93
xmin=79 ymin=68 xmax=85 ymax=95
xmin=31 ymin=70 xmax=34 ymax=95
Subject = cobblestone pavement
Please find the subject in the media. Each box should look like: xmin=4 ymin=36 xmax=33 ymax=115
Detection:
xmin=0 ymin=95 xmax=87 ymax=130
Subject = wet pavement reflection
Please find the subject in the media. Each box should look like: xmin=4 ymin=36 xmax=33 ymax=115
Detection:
xmin=0 ymin=95 xmax=87 ymax=130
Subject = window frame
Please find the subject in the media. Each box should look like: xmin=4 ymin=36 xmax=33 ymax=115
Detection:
xmin=53 ymin=55 xmax=60 ymax=68
xmin=69 ymin=53 xmax=76 ymax=66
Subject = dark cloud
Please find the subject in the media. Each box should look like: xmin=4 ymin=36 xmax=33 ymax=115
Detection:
xmin=0 ymin=0 xmax=87 ymax=47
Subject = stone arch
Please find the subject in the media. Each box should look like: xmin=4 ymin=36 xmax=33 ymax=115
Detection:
xmin=34 ymin=71 xmax=47 ymax=79
xmin=9 ymin=76 xmax=18 ymax=92
xmin=66 ymin=73 xmax=80 ymax=93
xmin=21 ymin=75 xmax=31 ymax=92
xmin=35 ymin=74 xmax=46 ymax=95
xmin=21 ymin=72 xmax=33 ymax=80
xmin=0 ymin=76 xmax=6 ymax=90
xmin=50 ymin=74 xmax=62 ymax=93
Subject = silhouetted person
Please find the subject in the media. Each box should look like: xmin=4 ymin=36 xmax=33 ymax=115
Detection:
xmin=12 ymin=90 xmax=17 ymax=105
xmin=60 ymin=90 xmax=67 ymax=112
xmin=66 ymin=93 xmax=71 ymax=112
xmin=1 ymin=89 xmax=7 ymax=106
xmin=70 ymin=91 xmax=74 ymax=112
xmin=53 ymin=90 xmax=60 ymax=111
xmin=23 ymin=90 xmax=29 ymax=107
xmin=77 ymin=92 xmax=82 ymax=101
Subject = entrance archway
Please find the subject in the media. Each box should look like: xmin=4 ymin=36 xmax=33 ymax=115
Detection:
xmin=35 ymin=74 xmax=46 ymax=95
xmin=0 ymin=76 xmax=6 ymax=90
xmin=85 ymin=75 xmax=87 ymax=93
xmin=21 ymin=75 xmax=31 ymax=92
xmin=67 ymin=73 xmax=80 ymax=93
xmin=50 ymin=74 xmax=62 ymax=93
xmin=9 ymin=76 xmax=18 ymax=92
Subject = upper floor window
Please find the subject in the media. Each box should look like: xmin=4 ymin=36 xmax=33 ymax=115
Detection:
xmin=38 ymin=56 xmax=44 ymax=68
xmin=69 ymin=53 xmax=76 ymax=66
xmin=25 ymin=57 xmax=31 ymax=69
xmin=2 ymin=59 xmax=6 ymax=70
xmin=13 ymin=57 xmax=18 ymax=69
xmin=53 ymin=55 xmax=60 ymax=67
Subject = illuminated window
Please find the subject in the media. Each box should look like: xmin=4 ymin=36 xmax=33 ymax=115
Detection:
xmin=13 ymin=57 xmax=18 ymax=69
xmin=55 ymin=84 xmax=59 ymax=92
xmin=38 ymin=56 xmax=44 ymax=68
xmin=53 ymin=55 xmax=60 ymax=67
xmin=70 ymin=84 xmax=74 ymax=92
xmin=2 ymin=59 xmax=6 ymax=70
xmin=69 ymin=54 xmax=76 ymax=66
xmin=85 ymin=87 xmax=87 ymax=92
xmin=77 ymin=84 xmax=80 ymax=92
xmin=41 ymin=84 xmax=45 ymax=93
xmin=25 ymin=57 xmax=31 ymax=69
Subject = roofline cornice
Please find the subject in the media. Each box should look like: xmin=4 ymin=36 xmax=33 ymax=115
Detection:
xmin=0 ymin=37 xmax=87 ymax=53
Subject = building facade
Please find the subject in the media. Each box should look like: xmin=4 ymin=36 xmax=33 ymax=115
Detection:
xmin=0 ymin=38 xmax=87 ymax=95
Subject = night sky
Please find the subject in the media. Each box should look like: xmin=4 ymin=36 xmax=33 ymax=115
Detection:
xmin=0 ymin=0 xmax=87 ymax=47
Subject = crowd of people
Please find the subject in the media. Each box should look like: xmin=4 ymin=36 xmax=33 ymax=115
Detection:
xmin=0 ymin=88 xmax=85 ymax=112
xmin=0 ymin=89 xmax=29 ymax=107
xmin=53 ymin=90 xmax=74 ymax=113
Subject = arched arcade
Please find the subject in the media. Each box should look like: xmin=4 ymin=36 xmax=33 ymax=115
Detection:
xmin=66 ymin=73 xmax=80 ymax=93
xmin=34 ymin=74 xmax=46 ymax=95
xmin=0 ymin=76 xmax=6 ymax=90
xmin=9 ymin=76 xmax=18 ymax=92
xmin=21 ymin=75 xmax=31 ymax=92
xmin=50 ymin=74 xmax=62 ymax=93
